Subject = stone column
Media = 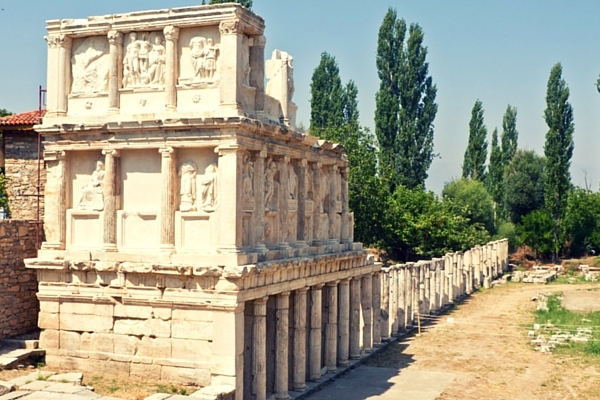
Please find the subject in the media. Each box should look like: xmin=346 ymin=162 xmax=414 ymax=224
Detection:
xmin=361 ymin=273 xmax=373 ymax=352
xmin=163 ymin=26 xmax=179 ymax=111
xmin=41 ymin=151 xmax=68 ymax=250
xmin=312 ymin=163 xmax=323 ymax=246
xmin=218 ymin=19 xmax=244 ymax=115
xmin=57 ymin=35 xmax=72 ymax=116
xmin=296 ymin=159 xmax=308 ymax=247
xmin=337 ymin=278 xmax=350 ymax=366
xmin=252 ymin=297 xmax=268 ymax=400
xmin=398 ymin=266 xmax=406 ymax=330
xmin=349 ymin=277 xmax=361 ymax=359
xmin=249 ymin=35 xmax=266 ymax=113
xmin=325 ymin=281 xmax=339 ymax=373
xmin=159 ymin=147 xmax=176 ymax=251
xmin=328 ymin=166 xmax=339 ymax=245
xmin=293 ymin=288 xmax=308 ymax=392
xmin=372 ymin=271 xmax=382 ymax=346
xmin=390 ymin=267 xmax=398 ymax=335
xmin=254 ymin=150 xmax=267 ymax=252
xmin=107 ymin=30 xmax=123 ymax=113
xmin=44 ymin=35 xmax=60 ymax=117
xmin=424 ymin=265 xmax=431 ymax=314
xmin=404 ymin=264 xmax=413 ymax=327
xmin=340 ymin=167 xmax=349 ymax=243
xmin=309 ymin=284 xmax=324 ymax=381
xmin=278 ymin=156 xmax=290 ymax=250
xmin=101 ymin=149 xmax=119 ymax=251
xmin=275 ymin=292 xmax=290 ymax=400
xmin=218 ymin=145 xmax=243 ymax=254
xmin=381 ymin=270 xmax=391 ymax=340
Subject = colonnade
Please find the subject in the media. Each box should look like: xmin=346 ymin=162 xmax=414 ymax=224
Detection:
xmin=243 ymin=239 xmax=508 ymax=400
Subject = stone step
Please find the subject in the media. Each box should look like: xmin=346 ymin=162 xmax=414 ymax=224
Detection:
xmin=0 ymin=340 xmax=39 ymax=351
xmin=0 ymin=347 xmax=45 ymax=369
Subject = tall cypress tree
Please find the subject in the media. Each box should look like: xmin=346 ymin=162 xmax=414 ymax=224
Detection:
xmin=501 ymin=105 xmax=518 ymax=166
xmin=462 ymin=99 xmax=488 ymax=181
xmin=375 ymin=8 xmax=437 ymax=191
xmin=310 ymin=52 xmax=344 ymax=132
xmin=544 ymin=63 xmax=574 ymax=262
xmin=487 ymin=128 xmax=503 ymax=212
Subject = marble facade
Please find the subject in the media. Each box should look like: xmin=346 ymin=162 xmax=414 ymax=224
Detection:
xmin=26 ymin=4 xmax=373 ymax=400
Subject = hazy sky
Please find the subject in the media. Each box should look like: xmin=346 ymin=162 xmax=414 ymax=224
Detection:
xmin=1 ymin=1 xmax=599 ymax=193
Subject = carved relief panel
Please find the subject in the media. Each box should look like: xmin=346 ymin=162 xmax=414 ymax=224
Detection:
xmin=176 ymin=148 xmax=219 ymax=213
xmin=122 ymin=31 xmax=167 ymax=89
xmin=70 ymin=36 xmax=110 ymax=95
xmin=178 ymin=26 xmax=221 ymax=86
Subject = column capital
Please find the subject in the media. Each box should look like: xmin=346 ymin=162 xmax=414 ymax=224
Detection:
xmin=102 ymin=149 xmax=121 ymax=157
xmin=219 ymin=19 xmax=243 ymax=35
xmin=297 ymin=159 xmax=308 ymax=168
xmin=312 ymin=283 xmax=325 ymax=290
xmin=45 ymin=34 xmax=72 ymax=49
xmin=159 ymin=147 xmax=174 ymax=158
xmin=258 ymin=148 xmax=268 ymax=158
xmin=311 ymin=162 xmax=322 ymax=171
xmin=250 ymin=35 xmax=267 ymax=48
xmin=254 ymin=296 xmax=269 ymax=305
xmin=107 ymin=30 xmax=123 ymax=45
xmin=295 ymin=286 xmax=310 ymax=294
xmin=339 ymin=277 xmax=351 ymax=285
xmin=163 ymin=25 xmax=180 ymax=41
xmin=326 ymin=280 xmax=340 ymax=287
xmin=216 ymin=144 xmax=241 ymax=156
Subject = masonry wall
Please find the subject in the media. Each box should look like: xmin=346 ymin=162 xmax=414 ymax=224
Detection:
xmin=0 ymin=220 xmax=39 ymax=339
xmin=4 ymin=131 xmax=45 ymax=220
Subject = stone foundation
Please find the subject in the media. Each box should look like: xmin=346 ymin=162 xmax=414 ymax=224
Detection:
xmin=0 ymin=220 xmax=39 ymax=339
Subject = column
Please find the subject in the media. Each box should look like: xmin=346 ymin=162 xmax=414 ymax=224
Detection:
xmin=361 ymin=273 xmax=373 ymax=352
xmin=312 ymin=163 xmax=323 ymax=246
xmin=337 ymin=278 xmax=350 ymax=366
xmin=102 ymin=149 xmax=119 ymax=251
xmin=107 ymin=30 xmax=123 ymax=113
xmin=275 ymin=292 xmax=290 ymax=400
xmin=159 ymin=147 xmax=175 ymax=251
xmin=328 ymin=166 xmax=339 ymax=245
xmin=163 ymin=26 xmax=179 ymax=111
xmin=349 ymin=277 xmax=361 ymax=359
xmin=398 ymin=267 xmax=406 ymax=330
xmin=424 ymin=265 xmax=431 ymax=314
xmin=57 ymin=35 xmax=72 ymax=116
xmin=252 ymin=297 xmax=268 ymax=400
xmin=474 ymin=246 xmax=481 ymax=288
xmin=296 ymin=159 xmax=308 ymax=247
xmin=254 ymin=150 xmax=267 ymax=252
xmin=340 ymin=167 xmax=349 ymax=243
xmin=249 ymin=35 xmax=266 ymax=113
xmin=381 ymin=270 xmax=390 ymax=340
xmin=404 ymin=265 xmax=413 ymax=327
xmin=218 ymin=145 xmax=244 ymax=253
xmin=390 ymin=267 xmax=398 ymax=335
xmin=278 ymin=156 xmax=290 ymax=250
xmin=309 ymin=284 xmax=324 ymax=381
xmin=293 ymin=288 xmax=308 ymax=392
xmin=41 ymin=151 xmax=68 ymax=250
xmin=372 ymin=272 xmax=382 ymax=346
xmin=218 ymin=19 xmax=244 ymax=115
xmin=325 ymin=281 xmax=338 ymax=373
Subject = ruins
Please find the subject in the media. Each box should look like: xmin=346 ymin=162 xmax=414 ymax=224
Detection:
xmin=22 ymin=4 xmax=509 ymax=400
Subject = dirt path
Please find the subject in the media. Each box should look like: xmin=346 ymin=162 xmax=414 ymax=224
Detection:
xmin=308 ymin=283 xmax=600 ymax=400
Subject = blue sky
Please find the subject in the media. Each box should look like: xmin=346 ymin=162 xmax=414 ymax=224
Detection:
xmin=1 ymin=1 xmax=600 ymax=193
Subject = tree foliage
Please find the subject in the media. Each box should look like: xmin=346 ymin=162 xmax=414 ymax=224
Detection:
xmin=375 ymin=8 xmax=437 ymax=191
xmin=500 ymin=105 xmax=518 ymax=166
xmin=486 ymin=128 xmax=503 ymax=209
xmin=443 ymin=178 xmax=495 ymax=234
xmin=504 ymin=150 xmax=545 ymax=224
xmin=517 ymin=210 xmax=554 ymax=259
xmin=462 ymin=99 xmax=487 ymax=181
xmin=0 ymin=109 xmax=11 ymax=118
xmin=205 ymin=0 xmax=252 ymax=8
xmin=564 ymin=188 xmax=600 ymax=256
xmin=544 ymin=63 xmax=574 ymax=262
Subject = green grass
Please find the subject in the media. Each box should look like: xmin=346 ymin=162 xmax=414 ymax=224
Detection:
xmin=534 ymin=294 xmax=600 ymax=355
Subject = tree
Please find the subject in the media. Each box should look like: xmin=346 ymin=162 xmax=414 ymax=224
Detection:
xmin=517 ymin=210 xmax=554 ymax=259
xmin=564 ymin=188 xmax=600 ymax=257
xmin=504 ymin=150 xmax=545 ymax=224
xmin=486 ymin=128 xmax=503 ymax=215
xmin=0 ymin=109 xmax=11 ymax=117
xmin=544 ymin=63 xmax=574 ymax=262
xmin=205 ymin=0 xmax=252 ymax=8
xmin=462 ymin=99 xmax=487 ymax=181
xmin=310 ymin=53 xmax=344 ymax=131
xmin=443 ymin=178 xmax=495 ymax=234
xmin=500 ymin=105 xmax=518 ymax=166
xmin=375 ymin=8 xmax=437 ymax=191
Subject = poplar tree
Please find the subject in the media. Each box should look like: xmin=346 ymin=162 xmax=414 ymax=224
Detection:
xmin=375 ymin=8 xmax=437 ymax=191
xmin=501 ymin=105 xmax=518 ymax=166
xmin=486 ymin=128 xmax=503 ymax=213
xmin=462 ymin=100 xmax=488 ymax=181
xmin=310 ymin=53 xmax=344 ymax=131
xmin=544 ymin=63 xmax=574 ymax=262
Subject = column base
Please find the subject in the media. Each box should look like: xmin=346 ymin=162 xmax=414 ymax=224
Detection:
xmin=326 ymin=367 xmax=337 ymax=373
xmin=100 ymin=243 xmax=118 ymax=252
xmin=106 ymin=107 xmax=120 ymax=115
xmin=338 ymin=360 xmax=349 ymax=367
xmin=41 ymin=242 xmax=64 ymax=250
xmin=292 ymin=384 xmax=307 ymax=392
xmin=278 ymin=242 xmax=291 ymax=250
xmin=165 ymin=105 xmax=177 ymax=112
xmin=217 ymin=245 xmax=245 ymax=254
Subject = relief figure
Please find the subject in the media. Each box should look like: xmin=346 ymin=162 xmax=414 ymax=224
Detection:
xmin=288 ymin=165 xmax=297 ymax=199
xmin=179 ymin=161 xmax=198 ymax=212
xmin=148 ymin=36 xmax=166 ymax=85
xmin=264 ymin=159 xmax=277 ymax=210
xmin=71 ymin=37 xmax=109 ymax=94
xmin=201 ymin=164 xmax=218 ymax=212
xmin=242 ymin=152 xmax=254 ymax=197
xmin=77 ymin=160 xmax=105 ymax=211
xmin=123 ymin=33 xmax=141 ymax=87
xmin=190 ymin=36 xmax=207 ymax=80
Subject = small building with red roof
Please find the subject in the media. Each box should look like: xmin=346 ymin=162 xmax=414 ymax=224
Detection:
xmin=0 ymin=109 xmax=46 ymax=220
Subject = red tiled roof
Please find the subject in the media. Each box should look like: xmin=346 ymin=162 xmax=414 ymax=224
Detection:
xmin=0 ymin=109 xmax=46 ymax=127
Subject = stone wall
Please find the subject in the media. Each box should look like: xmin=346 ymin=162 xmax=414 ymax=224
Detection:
xmin=3 ymin=131 xmax=45 ymax=221
xmin=0 ymin=220 xmax=39 ymax=339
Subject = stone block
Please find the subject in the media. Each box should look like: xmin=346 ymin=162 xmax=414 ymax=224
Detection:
xmin=114 ymin=318 xmax=170 ymax=338
xmin=59 ymin=313 xmax=113 ymax=333
xmin=172 ymin=320 xmax=212 ymax=340
xmin=40 ymin=329 xmax=60 ymax=349
xmin=113 ymin=334 xmax=140 ymax=356
xmin=211 ymin=311 xmax=243 ymax=356
xmin=95 ymin=303 xmax=114 ymax=317
xmin=59 ymin=331 xmax=81 ymax=351
xmin=39 ymin=312 xmax=59 ymax=330
xmin=171 ymin=338 xmax=211 ymax=362
xmin=91 ymin=333 xmax=114 ymax=354
xmin=161 ymin=366 xmax=211 ymax=386
xmin=39 ymin=300 xmax=60 ymax=314
xmin=172 ymin=308 xmax=213 ymax=322
xmin=80 ymin=332 xmax=92 ymax=352
xmin=210 ymin=355 xmax=237 ymax=376
xmin=60 ymin=301 xmax=95 ymax=315
xmin=152 ymin=303 xmax=172 ymax=320
xmin=130 ymin=363 xmax=161 ymax=381
xmin=114 ymin=302 xmax=152 ymax=319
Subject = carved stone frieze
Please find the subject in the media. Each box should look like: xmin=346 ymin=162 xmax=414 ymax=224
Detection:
xmin=122 ymin=32 xmax=166 ymax=88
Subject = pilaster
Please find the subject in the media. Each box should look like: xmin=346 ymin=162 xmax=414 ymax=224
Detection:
xmin=107 ymin=30 xmax=123 ymax=112
xmin=101 ymin=149 xmax=120 ymax=251
xmin=218 ymin=19 xmax=244 ymax=115
xmin=217 ymin=145 xmax=244 ymax=254
xmin=163 ymin=26 xmax=179 ymax=111
xmin=159 ymin=147 xmax=176 ymax=251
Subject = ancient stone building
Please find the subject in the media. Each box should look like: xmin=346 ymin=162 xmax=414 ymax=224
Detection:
xmin=26 ymin=4 xmax=378 ymax=399
xmin=0 ymin=110 xmax=46 ymax=220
